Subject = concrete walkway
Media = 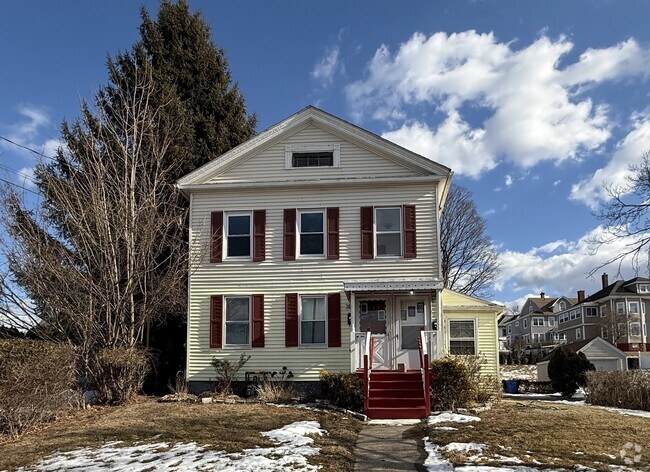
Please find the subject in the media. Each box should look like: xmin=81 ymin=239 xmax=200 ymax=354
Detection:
xmin=353 ymin=422 xmax=428 ymax=471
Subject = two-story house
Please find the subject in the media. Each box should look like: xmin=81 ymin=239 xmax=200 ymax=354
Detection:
xmin=500 ymin=293 xmax=575 ymax=350
xmin=555 ymin=274 xmax=650 ymax=365
xmin=177 ymin=106 xmax=500 ymax=418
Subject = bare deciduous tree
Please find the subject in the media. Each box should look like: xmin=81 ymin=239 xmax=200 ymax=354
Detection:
xmin=0 ymin=64 xmax=191 ymax=372
xmin=440 ymin=183 xmax=499 ymax=298
xmin=590 ymin=151 xmax=650 ymax=277
xmin=595 ymin=305 xmax=629 ymax=345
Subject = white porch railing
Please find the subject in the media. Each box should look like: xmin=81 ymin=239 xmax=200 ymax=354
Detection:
xmin=351 ymin=329 xmax=439 ymax=371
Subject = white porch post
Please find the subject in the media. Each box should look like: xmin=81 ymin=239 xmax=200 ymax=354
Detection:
xmin=350 ymin=291 xmax=357 ymax=372
xmin=436 ymin=289 xmax=444 ymax=358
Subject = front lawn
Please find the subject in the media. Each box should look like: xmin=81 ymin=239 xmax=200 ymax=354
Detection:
xmin=427 ymin=400 xmax=650 ymax=471
xmin=0 ymin=399 xmax=362 ymax=471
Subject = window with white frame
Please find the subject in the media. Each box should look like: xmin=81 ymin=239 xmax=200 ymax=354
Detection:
xmin=600 ymin=305 xmax=606 ymax=317
xmin=298 ymin=210 xmax=325 ymax=257
xmin=644 ymin=323 xmax=647 ymax=336
xmin=638 ymin=284 xmax=650 ymax=293
xmin=533 ymin=333 xmax=543 ymax=343
xmin=523 ymin=334 xmax=530 ymax=343
xmin=559 ymin=301 xmax=567 ymax=310
xmin=225 ymin=213 xmax=251 ymax=258
xmin=528 ymin=305 xmax=534 ymax=313
xmin=629 ymin=322 xmax=641 ymax=337
xmin=559 ymin=313 xmax=569 ymax=323
xmin=285 ymin=144 xmax=340 ymax=169
xmin=375 ymin=207 xmax=402 ymax=257
xmin=601 ymin=326 xmax=609 ymax=339
xmin=523 ymin=319 xmax=528 ymax=329
xmin=576 ymin=328 xmax=582 ymax=340
xmin=570 ymin=309 xmax=580 ymax=320
xmin=300 ymin=295 xmax=327 ymax=345
xmin=224 ymin=297 xmax=250 ymax=346
xmin=548 ymin=317 xmax=555 ymax=327
xmin=515 ymin=321 xmax=519 ymax=327
xmin=628 ymin=301 xmax=640 ymax=315
xmin=585 ymin=307 xmax=597 ymax=317
xmin=507 ymin=325 xmax=512 ymax=334
xmin=616 ymin=302 xmax=626 ymax=314
xmin=533 ymin=317 xmax=544 ymax=326
xmin=449 ymin=320 xmax=476 ymax=355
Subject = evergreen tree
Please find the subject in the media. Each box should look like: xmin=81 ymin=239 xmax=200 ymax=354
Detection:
xmin=548 ymin=347 xmax=595 ymax=397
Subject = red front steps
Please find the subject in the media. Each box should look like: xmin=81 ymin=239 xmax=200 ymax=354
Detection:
xmin=363 ymin=370 xmax=428 ymax=419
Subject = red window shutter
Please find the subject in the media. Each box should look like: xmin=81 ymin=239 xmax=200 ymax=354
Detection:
xmin=403 ymin=205 xmax=417 ymax=258
xmin=253 ymin=210 xmax=266 ymax=262
xmin=210 ymin=295 xmax=223 ymax=348
xmin=210 ymin=211 xmax=223 ymax=263
xmin=285 ymin=293 xmax=298 ymax=347
xmin=327 ymin=207 xmax=339 ymax=260
xmin=327 ymin=292 xmax=341 ymax=347
xmin=283 ymin=209 xmax=296 ymax=261
xmin=360 ymin=207 xmax=374 ymax=259
xmin=252 ymin=294 xmax=265 ymax=347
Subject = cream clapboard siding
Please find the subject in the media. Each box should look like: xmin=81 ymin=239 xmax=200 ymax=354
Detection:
xmin=441 ymin=289 xmax=502 ymax=380
xmin=206 ymin=124 xmax=424 ymax=184
xmin=188 ymin=182 xmax=439 ymax=382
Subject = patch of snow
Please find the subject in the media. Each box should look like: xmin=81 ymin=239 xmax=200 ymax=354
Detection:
xmin=368 ymin=418 xmax=421 ymax=426
xmin=428 ymin=413 xmax=481 ymax=424
xmin=500 ymin=365 xmax=537 ymax=381
xmin=423 ymin=436 xmax=454 ymax=471
xmin=17 ymin=421 xmax=326 ymax=472
xmin=444 ymin=443 xmax=487 ymax=453
xmin=433 ymin=426 xmax=458 ymax=431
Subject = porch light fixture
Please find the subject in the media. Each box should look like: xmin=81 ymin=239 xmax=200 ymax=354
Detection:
xmin=409 ymin=290 xmax=414 ymax=295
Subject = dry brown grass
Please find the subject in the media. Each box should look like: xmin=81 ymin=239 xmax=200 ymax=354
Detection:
xmin=428 ymin=400 xmax=650 ymax=471
xmin=0 ymin=398 xmax=362 ymax=471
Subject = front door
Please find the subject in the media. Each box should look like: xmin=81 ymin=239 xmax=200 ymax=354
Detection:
xmin=395 ymin=298 xmax=427 ymax=370
xmin=359 ymin=299 xmax=391 ymax=370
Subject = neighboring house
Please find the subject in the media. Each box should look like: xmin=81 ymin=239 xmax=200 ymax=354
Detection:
xmin=537 ymin=336 xmax=628 ymax=381
xmin=555 ymin=274 xmax=650 ymax=364
xmin=499 ymin=293 xmax=575 ymax=350
xmin=178 ymin=106 xmax=493 ymax=418
xmin=442 ymin=289 xmax=504 ymax=381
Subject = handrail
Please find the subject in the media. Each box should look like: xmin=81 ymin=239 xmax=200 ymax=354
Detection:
xmin=419 ymin=328 xmax=431 ymax=416
xmin=363 ymin=330 xmax=372 ymax=414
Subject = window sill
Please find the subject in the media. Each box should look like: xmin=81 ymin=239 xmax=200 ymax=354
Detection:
xmin=221 ymin=345 xmax=252 ymax=350
xmin=298 ymin=344 xmax=328 ymax=349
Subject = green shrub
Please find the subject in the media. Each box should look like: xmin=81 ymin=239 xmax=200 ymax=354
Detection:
xmin=586 ymin=370 xmax=650 ymax=411
xmin=210 ymin=353 xmax=251 ymax=395
xmin=429 ymin=357 xmax=475 ymax=410
xmin=0 ymin=339 xmax=76 ymax=437
xmin=548 ymin=347 xmax=594 ymax=397
xmin=92 ymin=347 xmax=150 ymax=404
xmin=319 ymin=371 xmax=363 ymax=411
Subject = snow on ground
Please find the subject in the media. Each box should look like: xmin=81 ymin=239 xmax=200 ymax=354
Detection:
xmin=428 ymin=413 xmax=481 ymax=424
xmin=16 ymin=421 xmax=326 ymax=472
xmin=367 ymin=419 xmax=421 ymax=426
xmin=444 ymin=443 xmax=487 ymax=453
xmin=500 ymin=365 xmax=537 ymax=381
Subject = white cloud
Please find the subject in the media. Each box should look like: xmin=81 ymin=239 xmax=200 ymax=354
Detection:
xmin=495 ymin=225 xmax=643 ymax=299
xmin=553 ymin=180 xmax=561 ymax=186
xmin=311 ymin=32 xmax=344 ymax=88
xmin=346 ymin=31 xmax=650 ymax=177
xmin=505 ymin=174 xmax=513 ymax=187
xmin=570 ymin=114 xmax=650 ymax=208
xmin=17 ymin=166 xmax=36 ymax=189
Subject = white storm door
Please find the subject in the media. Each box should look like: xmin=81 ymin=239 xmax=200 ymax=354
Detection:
xmin=395 ymin=298 xmax=426 ymax=370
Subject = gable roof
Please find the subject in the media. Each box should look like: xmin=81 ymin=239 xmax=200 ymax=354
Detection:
xmin=540 ymin=336 xmax=628 ymax=362
xmin=177 ymin=106 xmax=452 ymax=189
xmin=582 ymin=277 xmax=650 ymax=303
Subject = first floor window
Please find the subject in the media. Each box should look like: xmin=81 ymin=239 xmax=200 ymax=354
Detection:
xmin=226 ymin=213 xmax=251 ymax=258
xmin=298 ymin=210 xmax=325 ymax=256
xmin=375 ymin=207 xmax=402 ymax=256
xmin=225 ymin=297 xmax=250 ymax=346
xmin=300 ymin=295 xmax=326 ymax=345
xmin=576 ymin=328 xmax=582 ymax=340
xmin=449 ymin=320 xmax=476 ymax=355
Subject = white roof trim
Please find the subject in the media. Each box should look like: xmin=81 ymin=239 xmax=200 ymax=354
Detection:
xmin=177 ymin=106 xmax=451 ymax=187
xmin=344 ymin=278 xmax=443 ymax=292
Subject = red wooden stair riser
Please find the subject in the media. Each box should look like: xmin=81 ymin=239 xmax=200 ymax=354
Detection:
xmin=362 ymin=370 xmax=429 ymax=420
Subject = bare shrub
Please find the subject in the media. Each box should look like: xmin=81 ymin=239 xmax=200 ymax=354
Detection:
xmin=92 ymin=347 xmax=150 ymax=405
xmin=0 ymin=339 xmax=76 ymax=437
xmin=319 ymin=371 xmax=363 ymax=411
xmin=458 ymin=355 xmax=502 ymax=404
xmin=255 ymin=367 xmax=295 ymax=403
xmin=210 ymin=353 xmax=250 ymax=395
xmin=586 ymin=370 xmax=650 ymax=411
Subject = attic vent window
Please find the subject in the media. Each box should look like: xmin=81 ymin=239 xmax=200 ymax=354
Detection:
xmin=285 ymin=144 xmax=341 ymax=169
xmin=292 ymin=152 xmax=333 ymax=167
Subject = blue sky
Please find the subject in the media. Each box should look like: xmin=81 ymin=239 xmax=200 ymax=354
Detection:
xmin=1 ymin=0 xmax=650 ymax=306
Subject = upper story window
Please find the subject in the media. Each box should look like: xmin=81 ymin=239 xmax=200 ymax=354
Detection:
xmin=548 ymin=317 xmax=555 ymax=326
xmin=523 ymin=319 xmax=528 ymax=329
xmin=224 ymin=296 xmax=251 ymax=347
xmin=638 ymin=284 xmax=650 ymax=293
xmin=629 ymin=322 xmax=641 ymax=337
xmin=559 ymin=301 xmax=567 ymax=310
xmin=616 ymin=302 xmax=626 ymax=315
xmin=285 ymin=144 xmax=341 ymax=169
xmin=533 ymin=317 xmax=544 ymax=326
xmin=628 ymin=301 xmax=640 ymax=315
xmin=528 ymin=305 xmax=534 ymax=313
xmin=585 ymin=307 xmax=598 ymax=317
xmin=570 ymin=309 xmax=580 ymax=320
xmin=375 ymin=207 xmax=402 ymax=257
xmin=515 ymin=321 xmax=519 ymax=327
xmin=576 ymin=328 xmax=582 ymax=340
xmin=449 ymin=320 xmax=476 ymax=355
xmin=298 ymin=210 xmax=325 ymax=257
xmin=559 ymin=313 xmax=569 ymax=323
xmin=226 ymin=212 xmax=252 ymax=259
xmin=300 ymin=295 xmax=327 ymax=346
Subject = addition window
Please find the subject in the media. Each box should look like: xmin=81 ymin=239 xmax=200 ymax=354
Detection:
xmin=225 ymin=213 xmax=252 ymax=258
xmin=449 ymin=320 xmax=476 ymax=355
xmin=533 ymin=317 xmax=544 ymax=326
xmin=298 ymin=210 xmax=325 ymax=257
xmin=585 ymin=307 xmax=598 ymax=317
xmin=224 ymin=296 xmax=251 ymax=347
xmin=629 ymin=322 xmax=641 ymax=337
xmin=576 ymin=328 xmax=582 ymax=340
xmin=628 ymin=301 xmax=640 ymax=315
xmin=300 ymin=295 xmax=327 ymax=345
xmin=375 ymin=207 xmax=402 ymax=257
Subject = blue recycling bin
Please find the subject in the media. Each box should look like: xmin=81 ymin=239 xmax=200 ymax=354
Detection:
xmin=505 ymin=380 xmax=519 ymax=394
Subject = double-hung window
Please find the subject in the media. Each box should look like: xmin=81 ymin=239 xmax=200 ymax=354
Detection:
xmin=548 ymin=317 xmax=555 ymax=327
xmin=375 ymin=207 xmax=402 ymax=257
xmin=298 ymin=210 xmax=325 ymax=257
xmin=300 ymin=295 xmax=327 ymax=345
xmin=616 ymin=302 xmax=625 ymax=315
xmin=224 ymin=296 xmax=250 ymax=346
xmin=523 ymin=319 xmax=528 ymax=329
xmin=533 ymin=317 xmax=544 ymax=326
xmin=576 ymin=328 xmax=582 ymax=340
xmin=585 ymin=307 xmax=597 ymax=317
xmin=226 ymin=213 xmax=251 ymax=258
xmin=628 ymin=301 xmax=640 ymax=315
xmin=638 ymin=284 xmax=650 ymax=293
xmin=630 ymin=322 xmax=641 ymax=337
xmin=449 ymin=320 xmax=476 ymax=355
